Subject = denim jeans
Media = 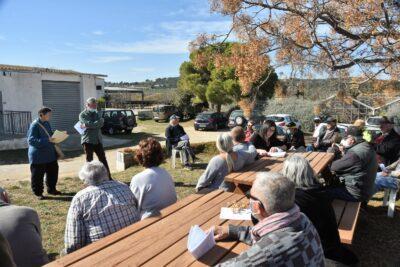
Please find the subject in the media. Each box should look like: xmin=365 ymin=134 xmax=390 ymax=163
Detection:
xmin=326 ymin=186 xmax=359 ymax=202
xmin=375 ymin=172 xmax=399 ymax=192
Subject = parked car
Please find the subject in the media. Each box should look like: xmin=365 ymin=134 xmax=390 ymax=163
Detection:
xmin=228 ymin=109 xmax=265 ymax=128
xmin=264 ymin=114 xmax=302 ymax=129
xmin=136 ymin=109 xmax=153 ymax=120
xmin=152 ymin=105 xmax=182 ymax=122
xmin=100 ymin=109 xmax=137 ymax=135
xmin=194 ymin=112 xmax=227 ymax=131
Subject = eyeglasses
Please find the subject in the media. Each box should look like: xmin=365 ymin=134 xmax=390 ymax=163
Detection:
xmin=245 ymin=191 xmax=265 ymax=210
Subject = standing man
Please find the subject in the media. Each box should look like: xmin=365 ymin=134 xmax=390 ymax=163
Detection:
xmin=79 ymin=97 xmax=111 ymax=178
xmin=27 ymin=107 xmax=61 ymax=199
xmin=165 ymin=115 xmax=195 ymax=170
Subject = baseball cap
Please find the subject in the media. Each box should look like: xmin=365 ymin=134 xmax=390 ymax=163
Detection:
xmin=313 ymin=116 xmax=321 ymax=122
xmin=326 ymin=117 xmax=337 ymax=123
xmin=379 ymin=116 xmax=395 ymax=124
xmin=169 ymin=114 xmax=180 ymax=121
xmin=286 ymin=122 xmax=297 ymax=128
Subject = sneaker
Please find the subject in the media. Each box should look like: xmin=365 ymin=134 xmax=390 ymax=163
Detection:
xmin=47 ymin=189 xmax=62 ymax=195
xmin=184 ymin=165 xmax=193 ymax=171
xmin=36 ymin=195 xmax=45 ymax=200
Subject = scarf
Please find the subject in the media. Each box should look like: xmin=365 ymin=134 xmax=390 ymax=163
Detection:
xmin=251 ymin=205 xmax=301 ymax=243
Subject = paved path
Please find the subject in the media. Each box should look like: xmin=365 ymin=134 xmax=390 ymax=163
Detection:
xmin=0 ymin=123 xmax=226 ymax=184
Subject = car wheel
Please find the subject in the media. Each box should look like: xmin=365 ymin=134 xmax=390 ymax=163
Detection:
xmin=108 ymin=128 xmax=114 ymax=135
xmin=125 ymin=129 xmax=131 ymax=135
xmin=214 ymin=123 xmax=218 ymax=131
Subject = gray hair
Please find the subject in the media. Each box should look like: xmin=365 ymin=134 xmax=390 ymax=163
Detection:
xmin=282 ymin=155 xmax=318 ymax=188
xmin=86 ymin=97 xmax=97 ymax=104
xmin=79 ymin=161 xmax=109 ymax=186
xmin=253 ymin=172 xmax=295 ymax=214
xmin=216 ymin=133 xmax=234 ymax=172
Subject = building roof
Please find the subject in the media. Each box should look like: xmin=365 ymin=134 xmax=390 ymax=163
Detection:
xmin=0 ymin=64 xmax=107 ymax=77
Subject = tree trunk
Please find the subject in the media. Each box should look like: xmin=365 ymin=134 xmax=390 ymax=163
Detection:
xmin=217 ymin=104 xmax=221 ymax=113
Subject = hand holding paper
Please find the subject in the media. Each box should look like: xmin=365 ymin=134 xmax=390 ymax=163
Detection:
xmin=180 ymin=134 xmax=190 ymax=141
xmin=74 ymin=122 xmax=86 ymax=135
xmin=187 ymin=225 xmax=215 ymax=259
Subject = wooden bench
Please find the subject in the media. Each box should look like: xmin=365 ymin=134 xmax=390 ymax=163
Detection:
xmin=332 ymin=200 xmax=361 ymax=244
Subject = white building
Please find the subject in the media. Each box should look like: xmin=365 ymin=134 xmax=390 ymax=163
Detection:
xmin=0 ymin=64 xmax=106 ymax=149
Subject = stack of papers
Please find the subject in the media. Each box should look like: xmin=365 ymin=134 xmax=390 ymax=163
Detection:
xmin=51 ymin=130 xmax=69 ymax=143
xmin=220 ymin=207 xmax=251 ymax=221
xmin=180 ymin=134 xmax=190 ymax=141
xmin=74 ymin=121 xmax=86 ymax=135
xmin=267 ymin=151 xmax=286 ymax=158
xmin=379 ymin=163 xmax=388 ymax=172
xmin=187 ymin=225 xmax=215 ymax=259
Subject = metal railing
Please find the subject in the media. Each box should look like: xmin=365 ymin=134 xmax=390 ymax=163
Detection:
xmin=0 ymin=111 xmax=32 ymax=135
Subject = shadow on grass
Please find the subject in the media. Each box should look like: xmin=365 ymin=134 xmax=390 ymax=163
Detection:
xmin=44 ymin=195 xmax=74 ymax=201
xmin=174 ymin=182 xmax=196 ymax=188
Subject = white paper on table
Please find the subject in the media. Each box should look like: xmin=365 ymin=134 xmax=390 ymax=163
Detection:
xmin=220 ymin=207 xmax=251 ymax=221
xmin=180 ymin=134 xmax=190 ymax=141
xmin=51 ymin=130 xmax=69 ymax=143
xmin=267 ymin=151 xmax=286 ymax=158
xmin=187 ymin=225 xmax=215 ymax=259
xmin=74 ymin=121 xmax=86 ymax=135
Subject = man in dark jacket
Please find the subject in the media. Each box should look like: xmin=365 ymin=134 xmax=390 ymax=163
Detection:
xmin=328 ymin=126 xmax=378 ymax=202
xmin=286 ymin=122 xmax=305 ymax=150
xmin=165 ymin=115 xmax=195 ymax=170
xmin=375 ymin=116 xmax=400 ymax=166
xmin=314 ymin=117 xmax=340 ymax=152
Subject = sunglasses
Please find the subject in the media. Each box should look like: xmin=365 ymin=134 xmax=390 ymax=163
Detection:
xmin=245 ymin=191 xmax=265 ymax=210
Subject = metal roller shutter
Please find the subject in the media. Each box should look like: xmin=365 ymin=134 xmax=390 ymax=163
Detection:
xmin=42 ymin=81 xmax=81 ymax=132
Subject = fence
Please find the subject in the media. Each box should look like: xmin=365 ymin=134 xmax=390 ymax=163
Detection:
xmin=0 ymin=111 xmax=32 ymax=135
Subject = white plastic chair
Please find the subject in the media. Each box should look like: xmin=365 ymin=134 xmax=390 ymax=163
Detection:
xmin=383 ymin=188 xmax=398 ymax=218
xmin=171 ymin=148 xmax=184 ymax=169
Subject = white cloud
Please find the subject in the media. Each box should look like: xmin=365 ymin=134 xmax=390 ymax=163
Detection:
xmin=131 ymin=67 xmax=155 ymax=73
xmin=92 ymin=30 xmax=105 ymax=36
xmin=90 ymin=38 xmax=190 ymax=54
xmin=90 ymin=56 xmax=134 ymax=63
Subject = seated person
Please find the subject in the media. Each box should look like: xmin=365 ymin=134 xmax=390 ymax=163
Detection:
xmin=231 ymin=126 xmax=257 ymax=170
xmin=165 ymin=115 xmax=195 ymax=170
xmin=211 ymin=172 xmax=325 ymax=266
xmin=286 ymin=122 xmax=305 ymax=150
xmin=250 ymin=120 xmax=287 ymax=155
xmin=0 ymin=232 xmax=15 ymax=267
xmin=312 ymin=116 xmax=326 ymax=140
xmin=0 ymin=187 xmax=48 ymax=266
xmin=64 ymin=161 xmax=139 ymax=253
xmin=374 ymin=116 xmax=400 ymax=166
xmin=375 ymin=158 xmax=400 ymax=192
xmin=353 ymin=119 xmax=373 ymax=143
xmin=328 ymin=126 xmax=378 ymax=202
xmin=314 ymin=117 xmax=340 ymax=152
xmin=196 ymin=133 xmax=238 ymax=192
xmin=244 ymin=120 xmax=255 ymax=142
xmin=130 ymin=138 xmax=177 ymax=219
xmin=282 ymin=155 xmax=359 ymax=265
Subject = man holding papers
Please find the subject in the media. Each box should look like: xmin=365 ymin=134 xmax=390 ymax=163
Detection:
xmin=27 ymin=107 xmax=61 ymax=199
xmin=79 ymin=97 xmax=111 ymax=178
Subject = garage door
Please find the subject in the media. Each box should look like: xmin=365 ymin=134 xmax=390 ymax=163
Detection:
xmin=42 ymin=81 xmax=81 ymax=133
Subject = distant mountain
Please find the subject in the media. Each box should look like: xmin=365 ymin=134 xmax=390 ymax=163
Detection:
xmin=105 ymin=77 xmax=179 ymax=89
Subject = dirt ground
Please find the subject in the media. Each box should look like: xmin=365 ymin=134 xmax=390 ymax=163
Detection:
xmin=0 ymin=119 xmax=227 ymax=184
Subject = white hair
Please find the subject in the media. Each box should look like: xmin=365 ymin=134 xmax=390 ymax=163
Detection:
xmin=86 ymin=97 xmax=97 ymax=104
xmin=216 ymin=133 xmax=234 ymax=172
xmin=253 ymin=172 xmax=295 ymax=214
xmin=282 ymin=155 xmax=318 ymax=188
xmin=79 ymin=161 xmax=109 ymax=186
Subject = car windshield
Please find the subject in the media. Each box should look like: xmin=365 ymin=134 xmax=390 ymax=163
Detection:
xmin=230 ymin=110 xmax=243 ymax=118
xmin=265 ymin=116 xmax=284 ymax=122
xmin=367 ymin=118 xmax=382 ymax=125
xmin=196 ymin=113 xmax=212 ymax=119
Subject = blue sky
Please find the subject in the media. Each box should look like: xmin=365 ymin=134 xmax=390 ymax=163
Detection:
xmin=0 ymin=0 xmax=232 ymax=82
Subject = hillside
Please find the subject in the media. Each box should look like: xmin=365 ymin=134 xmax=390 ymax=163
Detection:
xmin=105 ymin=77 xmax=178 ymax=89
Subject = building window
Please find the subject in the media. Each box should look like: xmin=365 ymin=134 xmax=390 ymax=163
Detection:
xmin=96 ymin=85 xmax=102 ymax=90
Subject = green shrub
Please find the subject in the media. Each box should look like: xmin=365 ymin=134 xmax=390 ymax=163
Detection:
xmin=264 ymin=97 xmax=317 ymax=132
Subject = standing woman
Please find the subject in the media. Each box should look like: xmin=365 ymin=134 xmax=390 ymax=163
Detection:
xmin=27 ymin=107 xmax=61 ymax=200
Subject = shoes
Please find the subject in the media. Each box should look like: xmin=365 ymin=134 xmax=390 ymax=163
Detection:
xmin=47 ymin=189 xmax=62 ymax=195
xmin=184 ymin=164 xmax=193 ymax=171
xmin=36 ymin=195 xmax=45 ymax=200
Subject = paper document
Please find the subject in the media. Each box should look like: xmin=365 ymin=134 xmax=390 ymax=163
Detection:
xmin=267 ymin=151 xmax=286 ymax=158
xmin=187 ymin=225 xmax=215 ymax=259
xmin=74 ymin=121 xmax=86 ymax=135
xmin=379 ymin=163 xmax=388 ymax=172
xmin=180 ymin=134 xmax=190 ymax=141
xmin=51 ymin=130 xmax=69 ymax=143
xmin=220 ymin=207 xmax=251 ymax=221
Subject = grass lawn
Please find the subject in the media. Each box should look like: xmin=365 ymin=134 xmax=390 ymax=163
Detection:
xmin=2 ymin=141 xmax=400 ymax=265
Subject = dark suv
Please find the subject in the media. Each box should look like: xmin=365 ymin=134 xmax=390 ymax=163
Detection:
xmin=100 ymin=109 xmax=137 ymax=135
xmin=194 ymin=112 xmax=227 ymax=131
xmin=228 ymin=109 xmax=265 ymax=128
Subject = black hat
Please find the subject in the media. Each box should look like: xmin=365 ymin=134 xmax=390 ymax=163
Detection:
xmin=345 ymin=126 xmax=363 ymax=138
xmin=326 ymin=117 xmax=337 ymax=123
xmin=169 ymin=114 xmax=180 ymax=121
xmin=313 ymin=116 xmax=321 ymax=122
xmin=286 ymin=122 xmax=297 ymax=128
xmin=379 ymin=116 xmax=395 ymax=124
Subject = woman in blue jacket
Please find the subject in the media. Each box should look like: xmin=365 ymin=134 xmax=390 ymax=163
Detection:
xmin=27 ymin=107 xmax=61 ymax=199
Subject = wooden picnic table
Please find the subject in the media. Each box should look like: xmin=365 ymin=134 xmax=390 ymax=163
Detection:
xmin=225 ymin=151 xmax=335 ymax=194
xmin=46 ymin=190 xmax=251 ymax=267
